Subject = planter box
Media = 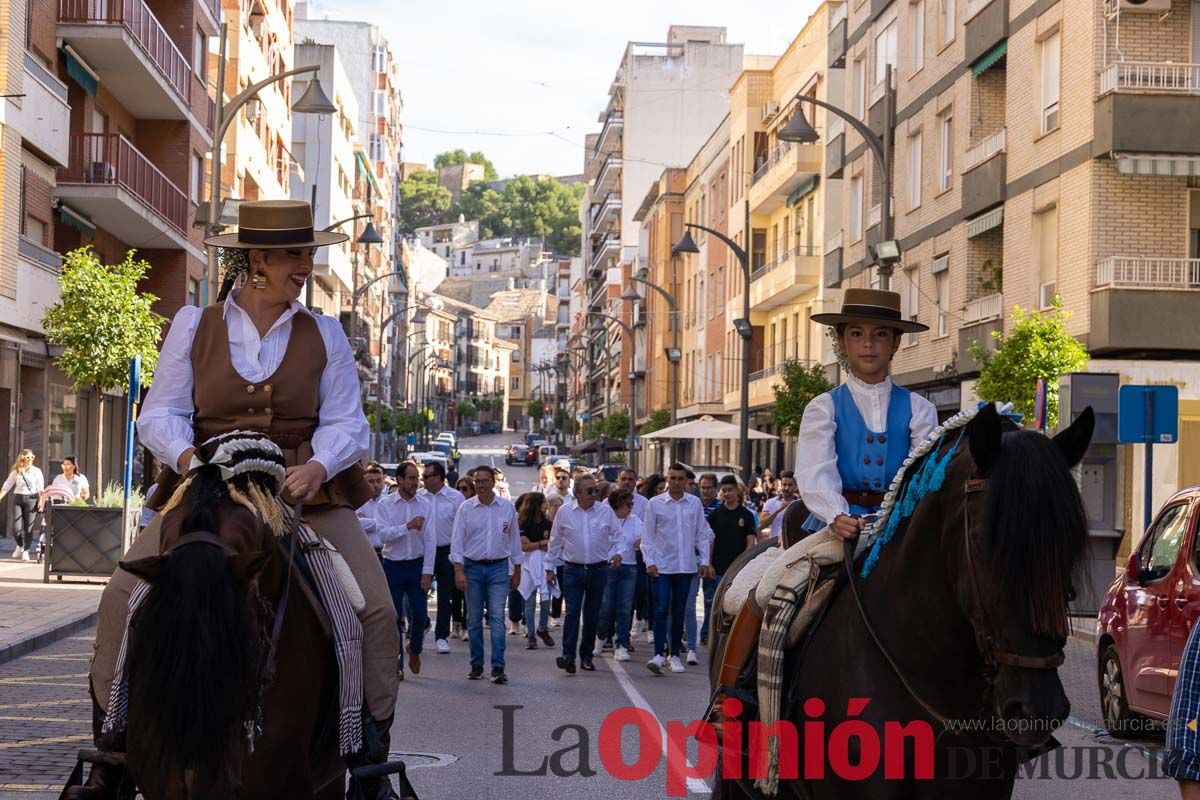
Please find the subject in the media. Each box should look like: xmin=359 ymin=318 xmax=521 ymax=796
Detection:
xmin=44 ymin=505 xmax=137 ymax=582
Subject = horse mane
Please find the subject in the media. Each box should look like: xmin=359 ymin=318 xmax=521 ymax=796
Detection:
xmin=984 ymin=428 xmax=1087 ymax=639
xmin=127 ymin=465 xmax=260 ymax=795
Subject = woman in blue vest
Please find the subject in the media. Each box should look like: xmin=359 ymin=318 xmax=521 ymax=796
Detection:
xmin=798 ymin=288 xmax=937 ymax=540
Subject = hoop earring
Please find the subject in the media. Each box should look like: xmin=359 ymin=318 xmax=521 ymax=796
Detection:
xmin=250 ymin=271 xmax=267 ymax=290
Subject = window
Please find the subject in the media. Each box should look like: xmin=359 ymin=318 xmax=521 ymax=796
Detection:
xmin=751 ymin=229 xmax=767 ymax=271
xmin=1034 ymin=206 xmax=1059 ymax=309
xmin=938 ymin=0 xmax=955 ymax=47
xmin=912 ymin=0 xmax=926 ymax=72
xmin=369 ymin=134 xmax=386 ymax=162
xmin=372 ymin=47 xmax=387 ymax=73
xmin=934 ymin=259 xmax=949 ymax=337
xmin=511 ymin=376 xmax=520 ymax=391
xmin=194 ymin=29 xmax=207 ymax=79
xmin=372 ymin=90 xmax=387 ymax=117
xmin=938 ymin=113 xmax=953 ymax=192
xmin=1040 ymin=31 xmax=1061 ymax=134
xmin=904 ymin=267 xmax=920 ymax=346
xmin=188 ymin=278 xmax=201 ymax=307
xmin=874 ymin=21 xmax=897 ymax=88
xmin=25 ymin=216 xmax=45 ymax=247
xmin=852 ymin=59 xmax=866 ymax=117
xmin=191 ymin=152 xmax=204 ymax=205
xmin=1137 ymin=503 xmax=1190 ymax=583
xmin=908 ymin=131 xmax=922 ymax=210
xmin=849 ymin=175 xmax=864 ymax=241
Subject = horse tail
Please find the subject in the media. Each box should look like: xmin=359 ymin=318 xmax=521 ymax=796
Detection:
xmin=127 ymin=467 xmax=259 ymax=795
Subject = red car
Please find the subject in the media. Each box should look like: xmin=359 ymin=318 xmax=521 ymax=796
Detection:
xmin=1097 ymin=485 xmax=1200 ymax=736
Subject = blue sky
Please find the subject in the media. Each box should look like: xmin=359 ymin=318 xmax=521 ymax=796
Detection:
xmin=305 ymin=0 xmax=824 ymax=178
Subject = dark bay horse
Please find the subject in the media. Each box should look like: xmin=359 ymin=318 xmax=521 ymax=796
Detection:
xmin=118 ymin=463 xmax=343 ymax=799
xmin=710 ymin=403 xmax=1095 ymax=800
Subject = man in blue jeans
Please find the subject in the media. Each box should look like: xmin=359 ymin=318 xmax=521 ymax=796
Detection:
xmin=642 ymin=463 xmax=714 ymax=675
xmin=377 ymin=461 xmax=436 ymax=681
xmin=451 ymin=465 xmax=523 ymax=684
xmin=547 ymin=473 xmax=621 ymax=673
xmin=597 ymin=488 xmax=643 ymax=662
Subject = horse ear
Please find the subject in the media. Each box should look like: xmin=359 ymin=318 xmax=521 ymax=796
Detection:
xmin=229 ymin=550 xmax=270 ymax=584
xmin=121 ymin=555 xmax=165 ymax=584
xmin=1053 ymin=406 xmax=1094 ymax=469
xmin=968 ymin=403 xmax=1003 ymax=474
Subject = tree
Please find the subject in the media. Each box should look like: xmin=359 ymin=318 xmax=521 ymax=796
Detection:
xmin=449 ymin=174 xmax=585 ymax=256
xmin=603 ymin=411 xmax=631 ymax=439
xmin=772 ymin=361 xmax=834 ymax=436
xmin=455 ymin=400 xmax=477 ymax=419
xmin=969 ymin=296 xmax=1090 ymax=429
xmin=364 ymin=402 xmax=396 ymax=435
xmin=640 ymin=409 xmax=672 ymax=435
xmin=434 ymin=149 xmax=498 ymax=182
xmin=43 ymin=248 xmax=165 ymax=489
xmin=528 ymin=399 xmax=546 ymax=420
xmin=554 ymin=407 xmax=576 ymax=435
xmin=396 ymin=169 xmax=453 ymax=233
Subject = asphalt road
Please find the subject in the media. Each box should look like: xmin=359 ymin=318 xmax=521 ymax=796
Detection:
xmin=0 ymin=433 xmax=1180 ymax=798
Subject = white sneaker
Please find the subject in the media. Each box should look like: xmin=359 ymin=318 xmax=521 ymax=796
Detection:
xmin=436 ymin=639 xmax=450 ymax=654
xmin=614 ymin=646 xmax=631 ymax=662
xmin=549 ymin=617 xmax=559 ymax=628
xmin=668 ymin=655 xmax=686 ymax=673
xmin=11 ymin=546 xmax=21 ymax=559
xmin=20 ymin=550 xmax=30 ymax=562
xmin=647 ymin=655 xmax=665 ymax=675
xmin=687 ymin=649 xmax=699 ymax=666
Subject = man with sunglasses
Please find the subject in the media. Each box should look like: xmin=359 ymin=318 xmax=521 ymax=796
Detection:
xmin=546 ymin=474 xmax=622 ymax=674
xmin=419 ymin=461 xmax=465 ymax=654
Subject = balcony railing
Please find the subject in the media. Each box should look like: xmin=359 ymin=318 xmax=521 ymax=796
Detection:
xmin=962 ymin=292 xmax=1003 ymax=324
xmin=966 ymin=0 xmax=995 ymax=19
xmin=59 ymin=133 xmax=188 ymax=234
xmin=590 ymin=233 xmax=619 ymax=270
xmin=750 ymin=244 xmax=820 ymax=282
xmin=828 ymin=115 xmax=845 ymax=141
xmin=590 ymin=191 xmax=621 ymax=229
xmin=749 ymin=363 xmax=787 ymax=383
xmin=594 ymin=110 xmax=624 ymax=156
xmin=964 ymin=127 xmax=1006 ymax=172
xmin=59 ymin=0 xmax=192 ymax=104
xmin=1101 ymin=62 xmax=1200 ymax=96
xmin=594 ymin=152 xmax=621 ymax=187
xmin=751 ymin=141 xmax=798 ymax=187
xmin=827 ymin=230 xmax=844 ymax=252
xmin=18 ymin=236 xmax=62 ymax=273
xmin=1095 ymin=257 xmax=1200 ymax=289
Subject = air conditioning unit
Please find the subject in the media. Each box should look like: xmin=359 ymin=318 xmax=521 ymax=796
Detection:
xmin=761 ymin=100 xmax=781 ymax=124
xmin=1112 ymin=0 xmax=1171 ymax=11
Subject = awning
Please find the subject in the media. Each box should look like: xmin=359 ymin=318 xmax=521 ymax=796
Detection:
xmin=58 ymin=204 xmax=95 ymax=236
xmin=932 ymin=254 xmax=950 ymax=274
xmin=62 ymin=46 xmax=97 ymax=96
xmin=1116 ymin=154 xmax=1200 ymax=176
xmin=786 ymin=175 xmax=820 ymax=206
xmin=355 ymin=151 xmax=384 ymax=198
xmin=971 ymin=40 xmax=1007 ymax=77
xmin=967 ymin=206 xmax=1004 ymax=238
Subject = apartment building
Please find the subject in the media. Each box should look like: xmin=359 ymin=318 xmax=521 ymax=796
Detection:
xmin=53 ymin=0 xmax=220 ymax=483
xmin=221 ymin=0 xmax=296 ymax=208
xmin=415 ymin=218 xmax=479 ymax=260
xmin=407 ymin=299 xmax=457 ymax=433
xmin=449 ymin=236 xmax=548 ymax=278
xmin=825 ymin=0 xmax=1200 ymax=597
xmin=485 ymin=289 xmax=555 ymax=429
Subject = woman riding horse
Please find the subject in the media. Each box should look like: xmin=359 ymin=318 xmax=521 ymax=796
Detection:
xmin=68 ymin=201 xmax=403 ymax=800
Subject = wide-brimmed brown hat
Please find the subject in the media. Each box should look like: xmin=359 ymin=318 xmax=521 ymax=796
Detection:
xmin=811 ymin=288 xmax=929 ymax=333
xmin=204 ymin=200 xmax=349 ymax=250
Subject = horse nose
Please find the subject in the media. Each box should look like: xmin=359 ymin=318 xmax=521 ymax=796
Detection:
xmin=1002 ymin=699 xmax=1036 ymax=722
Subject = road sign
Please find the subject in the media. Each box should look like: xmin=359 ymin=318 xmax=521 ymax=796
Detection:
xmin=1118 ymin=385 xmax=1178 ymax=444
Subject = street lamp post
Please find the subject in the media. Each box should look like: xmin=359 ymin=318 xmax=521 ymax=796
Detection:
xmin=672 ymin=199 xmax=754 ymax=483
xmin=588 ymin=312 xmax=639 ymax=462
xmin=777 ymin=65 xmax=901 ymax=288
xmin=628 ymin=272 xmax=682 ymax=425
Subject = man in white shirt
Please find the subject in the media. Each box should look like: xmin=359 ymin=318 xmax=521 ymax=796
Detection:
xmin=759 ymin=470 xmax=799 ymax=541
xmin=546 ymin=468 xmax=573 ymax=503
xmin=546 ymin=473 xmax=622 ymax=674
xmin=420 ymin=461 xmax=466 ymax=654
xmin=610 ymin=467 xmax=649 ymax=522
xmin=641 ymin=463 xmax=715 ymax=675
xmin=451 ymin=465 xmax=523 ymax=684
xmin=357 ymin=463 xmax=386 ymax=553
xmin=376 ymin=461 xmax=436 ymax=680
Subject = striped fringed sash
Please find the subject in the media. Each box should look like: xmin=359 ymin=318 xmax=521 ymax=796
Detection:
xmin=104 ymin=501 xmax=365 ymax=756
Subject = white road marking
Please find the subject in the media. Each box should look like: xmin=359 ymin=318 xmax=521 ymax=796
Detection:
xmin=603 ymin=656 xmax=711 ymax=795
xmin=1063 ymin=715 xmax=1165 ymax=763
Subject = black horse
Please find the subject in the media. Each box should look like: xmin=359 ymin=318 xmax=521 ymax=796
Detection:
xmin=709 ymin=404 xmax=1094 ymax=799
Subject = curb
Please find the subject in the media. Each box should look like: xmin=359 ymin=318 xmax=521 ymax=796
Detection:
xmin=0 ymin=610 xmax=98 ymax=666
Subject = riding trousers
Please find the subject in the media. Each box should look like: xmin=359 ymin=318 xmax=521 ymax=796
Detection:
xmin=90 ymin=505 xmax=400 ymax=722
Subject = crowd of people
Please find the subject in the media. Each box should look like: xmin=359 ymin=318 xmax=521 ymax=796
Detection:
xmin=358 ymin=456 xmax=801 ymax=682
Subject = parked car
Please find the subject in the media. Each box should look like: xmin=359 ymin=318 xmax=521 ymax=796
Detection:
xmin=505 ymin=444 xmax=537 ymax=466
xmin=435 ymin=432 xmax=457 ymax=447
xmin=430 ymin=441 xmax=456 ymax=465
xmin=409 ymin=451 xmax=450 ymax=471
xmin=461 ymin=422 xmax=480 ymax=436
xmin=592 ymin=464 xmax=626 ymax=482
xmin=483 ymin=420 xmax=501 ymax=434
xmin=1097 ymin=485 xmax=1200 ymax=737
xmin=524 ymin=432 xmax=542 ymax=446
xmin=535 ymin=444 xmax=561 ymax=466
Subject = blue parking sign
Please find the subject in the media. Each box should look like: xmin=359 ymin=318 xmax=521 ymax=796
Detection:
xmin=1118 ymin=385 xmax=1179 ymax=444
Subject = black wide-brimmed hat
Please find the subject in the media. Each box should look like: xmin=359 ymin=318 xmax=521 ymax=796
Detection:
xmin=204 ymin=200 xmax=349 ymax=250
xmin=811 ymin=288 xmax=929 ymax=333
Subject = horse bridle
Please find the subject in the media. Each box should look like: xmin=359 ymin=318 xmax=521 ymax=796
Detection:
xmin=843 ymin=474 xmax=1064 ymax=734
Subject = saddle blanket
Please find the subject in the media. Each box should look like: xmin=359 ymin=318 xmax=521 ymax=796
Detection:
xmin=104 ymin=502 xmax=366 ymax=756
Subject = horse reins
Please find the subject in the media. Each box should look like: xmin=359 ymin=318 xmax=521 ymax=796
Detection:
xmin=842 ymin=474 xmax=1064 ymax=734
xmin=261 ymin=501 xmax=302 ymax=689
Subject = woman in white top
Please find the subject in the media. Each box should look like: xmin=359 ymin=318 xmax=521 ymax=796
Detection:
xmin=0 ymin=449 xmax=44 ymax=560
xmin=50 ymin=456 xmax=91 ymax=503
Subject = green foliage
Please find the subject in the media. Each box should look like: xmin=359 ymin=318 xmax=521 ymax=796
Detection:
xmin=456 ymin=400 xmax=477 ymax=418
xmin=979 ymin=260 xmax=1004 ymax=294
xmin=364 ymin=402 xmax=397 ymax=434
xmin=92 ymin=483 xmax=142 ymax=509
xmin=969 ymin=296 xmax=1090 ymax=429
xmin=772 ymin=361 xmax=834 ymax=437
xmin=43 ymin=247 xmax=164 ymax=391
xmin=396 ymin=170 xmax=453 ymax=233
xmin=554 ymin=408 xmax=576 ymax=434
xmin=528 ymin=399 xmax=546 ymax=420
xmin=433 ymin=149 xmax=498 ymax=181
xmin=602 ymin=411 xmax=631 ymax=439
xmin=639 ymin=409 xmax=672 ymax=435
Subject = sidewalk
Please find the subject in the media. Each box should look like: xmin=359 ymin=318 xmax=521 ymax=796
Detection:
xmin=0 ymin=535 xmax=104 ymax=666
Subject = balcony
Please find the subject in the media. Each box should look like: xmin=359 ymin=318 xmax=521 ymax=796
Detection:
xmin=594 ymin=152 xmax=622 ymax=195
xmin=14 ymin=238 xmax=64 ymax=334
xmin=748 ymin=141 xmax=822 ymax=215
xmin=56 ymin=133 xmax=191 ymax=250
xmin=749 ymin=244 xmax=821 ymax=311
xmin=594 ymin=110 xmax=624 ymax=157
xmin=590 ymin=233 xmax=621 ymax=271
xmin=958 ymin=293 xmax=1004 ymax=373
xmin=8 ymin=55 xmax=70 ymax=166
xmin=58 ymin=0 xmax=196 ymax=121
xmin=748 ymin=362 xmax=787 ymax=409
xmin=1096 ymin=62 xmax=1200 ymax=157
xmin=1090 ymin=257 xmax=1200 ymax=353
xmin=828 ymin=4 xmax=847 ymax=68
xmin=824 ymin=231 xmax=844 ymax=287
xmin=964 ymin=0 xmax=1009 ymax=67
xmin=826 ymin=119 xmax=845 ymax=179
xmin=589 ymin=192 xmax=622 ymax=237
xmin=962 ymin=128 xmax=1006 ymax=218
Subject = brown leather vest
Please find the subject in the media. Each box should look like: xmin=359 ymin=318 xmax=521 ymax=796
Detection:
xmin=147 ymin=304 xmax=370 ymax=511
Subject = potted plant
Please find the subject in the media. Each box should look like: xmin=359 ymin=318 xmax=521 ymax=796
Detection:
xmin=44 ymin=484 xmax=142 ymax=582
